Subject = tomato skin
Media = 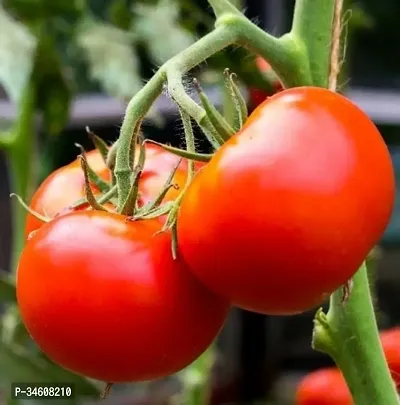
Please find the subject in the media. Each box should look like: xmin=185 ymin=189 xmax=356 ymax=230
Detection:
xmin=295 ymin=368 xmax=352 ymax=405
xmin=177 ymin=86 xmax=395 ymax=315
xmin=25 ymin=150 xmax=110 ymax=237
xmin=380 ymin=328 xmax=400 ymax=388
xmin=17 ymin=211 xmax=229 ymax=382
xmin=138 ymin=144 xmax=204 ymax=206
xmin=26 ymin=144 xmax=203 ymax=237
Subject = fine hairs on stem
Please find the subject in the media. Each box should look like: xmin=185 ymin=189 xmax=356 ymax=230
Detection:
xmin=329 ymin=0 xmax=344 ymax=91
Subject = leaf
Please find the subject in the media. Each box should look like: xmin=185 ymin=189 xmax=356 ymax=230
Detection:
xmin=4 ymin=0 xmax=83 ymax=22
xmin=108 ymin=0 xmax=133 ymax=31
xmin=133 ymin=0 xmax=196 ymax=65
xmin=32 ymin=33 xmax=72 ymax=136
xmin=76 ymin=20 xmax=142 ymax=101
xmin=0 ymin=7 xmax=37 ymax=104
xmin=0 ymin=343 xmax=101 ymax=397
xmin=0 ymin=269 xmax=16 ymax=302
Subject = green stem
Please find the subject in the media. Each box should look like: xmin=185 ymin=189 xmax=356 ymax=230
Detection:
xmin=291 ymin=0 xmax=336 ymax=87
xmin=216 ymin=14 xmax=312 ymax=88
xmin=115 ymin=70 xmax=165 ymax=205
xmin=115 ymin=12 xmax=312 ymax=203
xmin=6 ymin=83 xmax=36 ymax=276
xmin=291 ymin=1 xmax=398 ymax=404
xmin=314 ymin=263 xmax=399 ymax=405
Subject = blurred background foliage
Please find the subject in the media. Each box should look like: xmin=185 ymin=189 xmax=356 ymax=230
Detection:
xmin=0 ymin=0 xmax=400 ymax=404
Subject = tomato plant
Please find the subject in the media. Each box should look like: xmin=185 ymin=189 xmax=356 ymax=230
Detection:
xmin=381 ymin=328 xmax=400 ymax=388
xmin=17 ymin=210 xmax=229 ymax=382
xmin=25 ymin=143 xmax=202 ymax=237
xmin=177 ymin=86 xmax=395 ymax=315
xmin=295 ymin=368 xmax=352 ymax=405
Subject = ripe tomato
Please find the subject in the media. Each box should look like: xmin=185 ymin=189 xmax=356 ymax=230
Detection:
xmin=138 ymin=143 xmax=204 ymax=206
xmin=25 ymin=149 xmax=110 ymax=237
xmin=380 ymin=328 xmax=400 ymax=387
xmin=177 ymin=86 xmax=395 ymax=315
xmin=17 ymin=211 xmax=229 ymax=382
xmin=249 ymin=57 xmax=283 ymax=109
xmin=295 ymin=368 xmax=352 ymax=405
xmin=26 ymin=144 xmax=202 ymax=237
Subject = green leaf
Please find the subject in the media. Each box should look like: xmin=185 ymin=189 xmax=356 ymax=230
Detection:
xmin=108 ymin=0 xmax=133 ymax=31
xmin=133 ymin=0 xmax=195 ymax=65
xmin=173 ymin=345 xmax=215 ymax=405
xmin=4 ymin=0 xmax=83 ymax=22
xmin=0 ymin=343 xmax=101 ymax=397
xmin=0 ymin=269 xmax=16 ymax=302
xmin=76 ymin=20 xmax=142 ymax=101
xmin=32 ymin=33 xmax=72 ymax=136
xmin=0 ymin=7 xmax=37 ymax=104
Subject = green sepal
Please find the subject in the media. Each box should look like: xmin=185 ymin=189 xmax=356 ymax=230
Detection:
xmin=87 ymin=126 xmax=109 ymax=165
xmin=75 ymin=143 xmax=110 ymax=193
xmin=145 ymin=140 xmax=212 ymax=163
xmin=224 ymin=69 xmax=248 ymax=131
xmin=78 ymin=155 xmax=109 ymax=212
xmin=194 ymin=78 xmax=235 ymax=141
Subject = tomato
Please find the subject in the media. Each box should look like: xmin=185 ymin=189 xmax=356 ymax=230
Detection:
xmin=295 ymin=368 xmax=352 ymax=405
xmin=26 ymin=144 xmax=203 ymax=237
xmin=17 ymin=211 xmax=229 ymax=382
xmin=177 ymin=86 xmax=395 ymax=315
xmin=138 ymin=143 xmax=204 ymax=206
xmin=380 ymin=328 xmax=400 ymax=387
xmin=25 ymin=150 xmax=110 ymax=237
xmin=249 ymin=57 xmax=283 ymax=109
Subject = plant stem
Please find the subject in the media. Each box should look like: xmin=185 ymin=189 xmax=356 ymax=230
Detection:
xmin=116 ymin=12 xmax=312 ymax=204
xmin=291 ymin=0 xmax=336 ymax=87
xmin=314 ymin=263 xmax=399 ymax=405
xmin=216 ymin=15 xmax=312 ymax=88
xmin=6 ymin=83 xmax=36 ymax=276
xmin=296 ymin=0 xmax=399 ymax=402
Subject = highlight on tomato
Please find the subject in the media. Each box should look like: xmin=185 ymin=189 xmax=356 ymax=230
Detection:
xmin=25 ymin=142 xmax=203 ymax=237
xmin=295 ymin=368 xmax=352 ymax=405
xmin=177 ymin=86 xmax=395 ymax=315
xmin=17 ymin=210 xmax=229 ymax=383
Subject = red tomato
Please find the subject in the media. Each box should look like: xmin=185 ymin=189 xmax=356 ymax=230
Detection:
xmin=295 ymin=368 xmax=352 ymax=405
xmin=177 ymin=86 xmax=395 ymax=315
xmin=25 ymin=150 xmax=110 ymax=237
xmin=17 ymin=211 xmax=229 ymax=382
xmin=381 ymin=328 xmax=400 ymax=387
xmin=249 ymin=57 xmax=283 ymax=109
xmin=138 ymin=144 xmax=204 ymax=206
xmin=26 ymin=144 xmax=202 ymax=237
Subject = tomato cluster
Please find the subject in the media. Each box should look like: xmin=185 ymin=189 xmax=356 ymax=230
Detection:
xmin=16 ymin=86 xmax=395 ymax=384
xmin=295 ymin=328 xmax=400 ymax=404
xmin=18 ymin=143 xmax=227 ymax=383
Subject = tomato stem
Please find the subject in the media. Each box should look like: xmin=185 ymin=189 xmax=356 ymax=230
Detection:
xmin=314 ymin=263 xmax=399 ymax=405
xmin=115 ymin=7 xmax=314 ymax=205
xmin=6 ymin=82 xmax=37 ymax=276
xmin=291 ymin=0 xmax=336 ymax=87
xmin=292 ymin=1 xmax=398 ymax=404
